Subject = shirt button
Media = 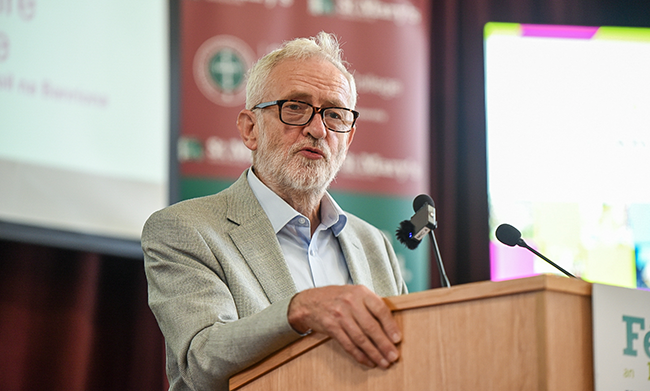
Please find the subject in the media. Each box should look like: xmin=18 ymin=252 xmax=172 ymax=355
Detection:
xmin=298 ymin=217 xmax=307 ymax=225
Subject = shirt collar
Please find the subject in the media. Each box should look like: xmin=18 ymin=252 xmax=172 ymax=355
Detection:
xmin=247 ymin=167 xmax=347 ymax=236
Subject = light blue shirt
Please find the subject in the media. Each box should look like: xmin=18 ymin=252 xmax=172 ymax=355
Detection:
xmin=247 ymin=168 xmax=353 ymax=292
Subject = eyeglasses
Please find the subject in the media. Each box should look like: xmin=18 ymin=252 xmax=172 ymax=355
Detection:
xmin=253 ymin=99 xmax=359 ymax=133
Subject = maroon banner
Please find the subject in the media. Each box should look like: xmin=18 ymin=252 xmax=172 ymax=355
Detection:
xmin=179 ymin=0 xmax=430 ymax=198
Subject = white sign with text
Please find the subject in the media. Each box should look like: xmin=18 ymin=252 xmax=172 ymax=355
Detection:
xmin=592 ymin=283 xmax=650 ymax=390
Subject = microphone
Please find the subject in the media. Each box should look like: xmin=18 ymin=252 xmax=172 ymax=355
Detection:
xmin=395 ymin=194 xmax=436 ymax=249
xmin=495 ymin=223 xmax=576 ymax=278
xmin=396 ymin=194 xmax=450 ymax=287
xmin=413 ymin=194 xmax=436 ymax=219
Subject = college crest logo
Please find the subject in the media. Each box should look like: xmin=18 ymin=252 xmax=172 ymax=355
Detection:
xmin=193 ymin=35 xmax=255 ymax=107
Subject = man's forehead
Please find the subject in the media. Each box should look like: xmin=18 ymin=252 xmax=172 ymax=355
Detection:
xmin=282 ymin=92 xmax=346 ymax=107
xmin=265 ymin=58 xmax=352 ymax=106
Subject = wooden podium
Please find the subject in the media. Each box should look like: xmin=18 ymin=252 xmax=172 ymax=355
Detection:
xmin=230 ymin=274 xmax=594 ymax=390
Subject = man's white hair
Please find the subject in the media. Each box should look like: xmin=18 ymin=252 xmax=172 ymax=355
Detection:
xmin=245 ymin=31 xmax=357 ymax=110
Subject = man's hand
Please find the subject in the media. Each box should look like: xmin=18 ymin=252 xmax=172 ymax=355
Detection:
xmin=287 ymin=285 xmax=401 ymax=369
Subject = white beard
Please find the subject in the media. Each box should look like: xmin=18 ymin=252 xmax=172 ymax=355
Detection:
xmin=253 ymin=123 xmax=348 ymax=195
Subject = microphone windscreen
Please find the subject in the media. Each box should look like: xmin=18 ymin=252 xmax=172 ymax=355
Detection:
xmin=495 ymin=224 xmax=522 ymax=247
xmin=395 ymin=220 xmax=421 ymax=250
xmin=413 ymin=194 xmax=434 ymax=212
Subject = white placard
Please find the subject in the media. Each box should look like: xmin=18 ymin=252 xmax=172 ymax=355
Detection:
xmin=592 ymin=283 xmax=650 ymax=390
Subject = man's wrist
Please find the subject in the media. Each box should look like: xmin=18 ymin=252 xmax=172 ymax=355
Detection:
xmin=287 ymin=292 xmax=312 ymax=335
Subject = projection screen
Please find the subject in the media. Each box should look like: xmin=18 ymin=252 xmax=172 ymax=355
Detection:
xmin=0 ymin=0 xmax=174 ymax=257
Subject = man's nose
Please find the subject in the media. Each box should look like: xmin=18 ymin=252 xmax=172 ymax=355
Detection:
xmin=303 ymin=111 xmax=328 ymax=139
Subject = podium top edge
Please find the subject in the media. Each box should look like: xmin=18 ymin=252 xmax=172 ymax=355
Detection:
xmin=385 ymin=274 xmax=592 ymax=312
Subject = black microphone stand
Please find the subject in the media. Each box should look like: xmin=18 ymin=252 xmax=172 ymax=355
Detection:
xmin=429 ymin=230 xmax=450 ymax=288
xmin=517 ymin=239 xmax=576 ymax=279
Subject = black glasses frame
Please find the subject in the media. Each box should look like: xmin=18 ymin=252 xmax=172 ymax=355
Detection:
xmin=253 ymin=99 xmax=359 ymax=133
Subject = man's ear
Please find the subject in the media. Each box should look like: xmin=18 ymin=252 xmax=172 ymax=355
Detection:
xmin=237 ymin=109 xmax=259 ymax=151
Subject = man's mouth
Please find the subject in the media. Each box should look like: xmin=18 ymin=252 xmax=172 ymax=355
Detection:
xmin=298 ymin=146 xmax=327 ymax=160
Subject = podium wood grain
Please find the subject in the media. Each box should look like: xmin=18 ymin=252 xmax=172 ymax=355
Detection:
xmin=230 ymin=275 xmax=594 ymax=391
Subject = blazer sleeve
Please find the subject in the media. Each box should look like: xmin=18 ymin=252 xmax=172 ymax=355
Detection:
xmin=142 ymin=205 xmax=302 ymax=391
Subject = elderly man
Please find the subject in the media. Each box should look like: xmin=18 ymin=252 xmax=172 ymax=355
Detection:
xmin=142 ymin=31 xmax=407 ymax=391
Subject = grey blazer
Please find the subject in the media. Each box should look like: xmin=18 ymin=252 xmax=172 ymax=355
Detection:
xmin=142 ymin=170 xmax=407 ymax=391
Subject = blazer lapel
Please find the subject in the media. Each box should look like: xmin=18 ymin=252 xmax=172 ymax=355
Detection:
xmin=338 ymin=227 xmax=376 ymax=292
xmin=226 ymin=172 xmax=298 ymax=303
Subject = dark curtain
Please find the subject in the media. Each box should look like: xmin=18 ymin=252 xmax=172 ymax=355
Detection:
xmin=0 ymin=240 xmax=166 ymax=391
xmin=428 ymin=0 xmax=650 ymax=287
xmin=2 ymin=1 xmax=650 ymax=390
